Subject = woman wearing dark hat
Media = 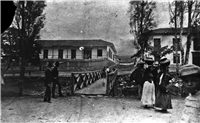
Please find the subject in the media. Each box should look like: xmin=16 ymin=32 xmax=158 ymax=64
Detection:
xmin=154 ymin=58 xmax=173 ymax=112
xmin=143 ymin=58 xmax=155 ymax=83
xmin=179 ymin=64 xmax=200 ymax=123
xmin=129 ymin=60 xmax=145 ymax=99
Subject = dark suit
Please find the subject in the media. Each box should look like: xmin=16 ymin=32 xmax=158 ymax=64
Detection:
xmin=155 ymin=71 xmax=173 ymax=110
xmin=44 ymin=68 xmax=53 ymax=102
xmin=52 ymin=66 xmax=62 ymax=97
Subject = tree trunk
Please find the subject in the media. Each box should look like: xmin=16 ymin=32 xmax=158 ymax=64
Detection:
xmin=179 ymin=1 xmax=185 ymax=65
xmin=185 ymin=33 xmax=192 ymax=64
xmin=19 ymin=58 xmax=26 ymax=96
xmin=184 ymin=1 xmax=193 ymax=65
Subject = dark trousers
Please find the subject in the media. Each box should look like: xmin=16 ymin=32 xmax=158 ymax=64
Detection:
xmin=52 ymin=79 xmax=62 ymax=97
xmin=44 ymin=85 xmax=51 ymax=102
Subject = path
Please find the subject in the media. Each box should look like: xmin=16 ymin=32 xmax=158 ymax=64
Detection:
xmin=1 ymin=96 xmax=185 ymax=123
xmin=74 ymin=78 xmax=107 ymax=95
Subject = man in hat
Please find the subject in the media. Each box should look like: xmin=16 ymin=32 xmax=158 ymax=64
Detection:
xmin=129 ymin=60 xmax=145 ymax=99
xmin=52 ymin=61 xmax=63 ymax=98
xmin=44 ymin=62 xmax=54 ymax=103
xmin=154 ymin=58 xmax=173 ymax=112
xmin=179 ymin=64 xmax=200 ymax=123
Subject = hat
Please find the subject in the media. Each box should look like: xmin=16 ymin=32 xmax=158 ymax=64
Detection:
xmin=47 ymin=62 xmax=53 ymax=67
xmin=137 ymin=60 xmax=145 ymax=65
xmin=145 ymin=58 xmax=154 ymax=65
xmin=159 ymin=58 xmax=170 ymax=67
xmin=55 ymin=61 xmax=60 ymax=67
xmin=179 ymin=64 xmax=200 ymax=77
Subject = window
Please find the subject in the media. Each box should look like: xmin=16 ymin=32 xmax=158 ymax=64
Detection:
xmin=83 ymin=49 xmax=92 ymax=59
xmin=109 ymin=49 xmax=112 ymax=59
xmin=193 ymin=38 xmax=200 ymax=50
xmin=154 ymin=38 xmax=161 ymax=51
xmin=58 ymin=49 xmax=63 ymax=59
xmin=43 ymin=49 xmax=48 ymax=59
xmin=173 ymin=53 xmax=180 ymax=63
xmin=173 ymin=38 xmax=181 ymax=51
xmin=97 ymin=49 xmax=102 ymax=57
xmin=71 ymin=49 xmax=76 ymax=59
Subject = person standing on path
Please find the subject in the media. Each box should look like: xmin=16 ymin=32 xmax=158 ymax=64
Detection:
xmin=179 ymin=64 xmax=200 ymax=123
xmin=44 ymin=62 xmax=54 ymax=103
xmin=141 ymin=73 xmax=155 ymax=108
xmin=154 ymin=58 xmax=173 ymax=112
xmin=52 ymin=61 xmax=63 ymax=98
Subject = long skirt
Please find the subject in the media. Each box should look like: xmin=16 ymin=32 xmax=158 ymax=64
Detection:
xmin=141 ymin=81 xmax=155 ymax=106
xmin=154 ymin=87 xmax=172 ymax=110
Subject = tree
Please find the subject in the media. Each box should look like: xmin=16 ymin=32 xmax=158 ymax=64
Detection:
xmin=169 ymin=0 xmax=200 ymax=65
xmin=128 ymin=0 xmax=157 ymax=58
xmin=1 ymin=27 xmax=20 ymax=75
xmin=1 ymin=1 xmax=46 ymax=96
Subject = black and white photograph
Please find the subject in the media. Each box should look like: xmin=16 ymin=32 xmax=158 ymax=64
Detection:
xmin=1 ymin=0 xmax=200 ymax=122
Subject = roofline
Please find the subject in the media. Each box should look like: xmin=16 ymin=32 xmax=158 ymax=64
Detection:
xmin=36 ymin=39 xmax=117 ymax=53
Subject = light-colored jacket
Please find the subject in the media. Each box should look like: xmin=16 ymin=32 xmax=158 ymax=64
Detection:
xmin=180 ymin=91 xmax=200 ymax=123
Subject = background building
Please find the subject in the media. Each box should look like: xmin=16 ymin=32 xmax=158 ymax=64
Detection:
xmin=37 ymin=39 xmax=118 ymax=70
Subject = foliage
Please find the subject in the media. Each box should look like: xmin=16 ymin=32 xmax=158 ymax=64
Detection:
xmin=169 ymin=0 xmax=200 ymax=65
xmin=149 ymin=45 xmax=174 ymax=60
xmin=128 ymin=0 xmax=157 ymax=56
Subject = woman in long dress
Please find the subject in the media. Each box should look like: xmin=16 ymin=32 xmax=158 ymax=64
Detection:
xmin=141 ymin=73 xmax=155 ymax=108
xmin=154 ymin=58 xmax=172 ymax=112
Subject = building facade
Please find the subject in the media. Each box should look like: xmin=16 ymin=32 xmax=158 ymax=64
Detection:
xmin=147 ymin=28 xmax=200 ymax=66
xmin=37 ymin=39 xmax=118 ymax=70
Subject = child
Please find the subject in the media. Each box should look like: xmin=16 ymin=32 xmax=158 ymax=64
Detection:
xmin=179 ymin=64 xmax=200 ymax=123
xmin=141 ymin=73 xmax=155 ymax=108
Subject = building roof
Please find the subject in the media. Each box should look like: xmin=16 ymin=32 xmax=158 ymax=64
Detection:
xmin=37 ymin=39 xmax=117 ymax=53
xmin=148 ymin=27 xmax=188 ymax=35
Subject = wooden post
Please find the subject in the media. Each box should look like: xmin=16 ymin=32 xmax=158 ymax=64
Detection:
xmin=71 ymin=73 xmax=74 ymax=95
xmin=106 ymin=72 xmax=109 ymax=95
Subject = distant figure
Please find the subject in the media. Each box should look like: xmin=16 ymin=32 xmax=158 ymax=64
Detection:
xmin=141 ymin=73 xmax=155 ymax=108
xmin=1 ymin=75 xmax=5 ymax=85
xmin=101 ymin=67 xmax=106 ymax=78
xmin=106 ymin=66 xmax=110 ymax=73
xmin=179 ymin=64 xmax=200 ymax=123
xmin=44 ymin=62 xmax=54 ymax=103
xmin=52 ymin=61 xmax=63 ymax=98
xmin=0 ymin=0 xmax=16 ymax=34
xmin=154 ymin=58 xmax=173 ymax=112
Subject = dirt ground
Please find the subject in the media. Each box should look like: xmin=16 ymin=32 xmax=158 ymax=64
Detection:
xmin=1 ymin=96 xmax=185 ymax=123
xmin=1 ymin=70 xmax=186 ymax=123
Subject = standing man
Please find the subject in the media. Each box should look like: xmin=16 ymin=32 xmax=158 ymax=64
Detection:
xmin=52 ymin=61 xmax=63 ymax=98
xmin=44 ymin=62 xmax=54 ymax=103
xmin=154 ymin=58 xmax=173 ymax=112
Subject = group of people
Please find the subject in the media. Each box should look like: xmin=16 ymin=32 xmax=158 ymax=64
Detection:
xmin=43 ymin=61 xmax=63 ymax=103
xmin=130 ymin=57 xmax=174 ymax=112
xmin=130 ymin=57 xmax=200 ymax=122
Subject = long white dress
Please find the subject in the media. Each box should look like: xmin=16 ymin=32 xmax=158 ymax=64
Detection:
xmin=141 ymin=80 xmax=155 ymax=107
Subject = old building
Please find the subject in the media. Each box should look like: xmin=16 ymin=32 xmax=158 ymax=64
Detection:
xmin=147 ymin=27 xmax=200 ymax=66
xmin=37 ymin=39 xmax=118 ymax=70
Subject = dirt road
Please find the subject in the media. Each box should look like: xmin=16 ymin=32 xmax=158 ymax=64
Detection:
xmin=1 ymin=96 xmax=184 ymax=123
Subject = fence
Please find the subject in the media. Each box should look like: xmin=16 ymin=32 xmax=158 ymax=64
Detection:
xmin=71 ymin=70 xmax=102 ymax=95
xmin=106 ymin=69 xmax=118 ymax=96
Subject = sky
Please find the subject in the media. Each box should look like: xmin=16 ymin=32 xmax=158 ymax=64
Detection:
xmin=40 ymin=0 xmax=176 ymax=55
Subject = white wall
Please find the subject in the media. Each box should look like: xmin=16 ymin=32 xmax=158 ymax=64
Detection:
xmin=107 ymin=46 xmax=116 ymax=62
xmin=40 ymin=46 xmax=108 ymax=60
xmin=149 ymin=35 xmax=193 ymax=64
